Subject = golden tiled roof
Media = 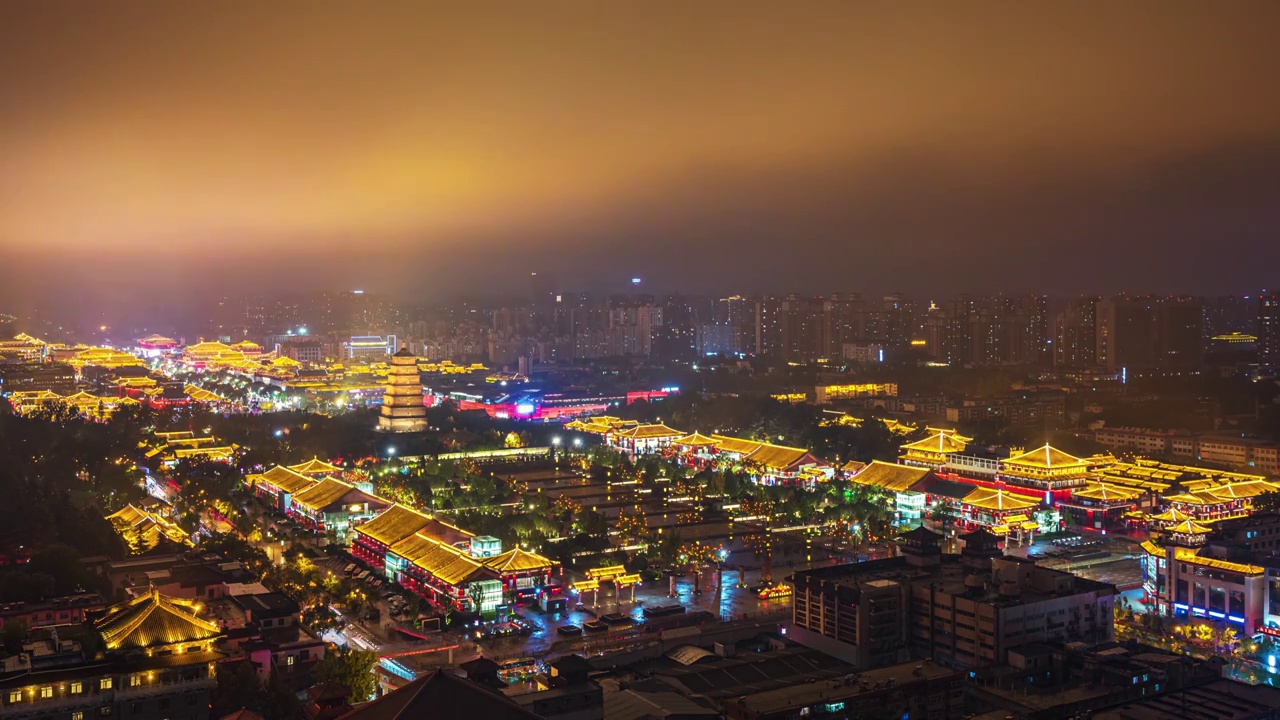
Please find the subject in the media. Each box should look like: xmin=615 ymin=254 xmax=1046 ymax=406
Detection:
xmin=1003 ymin=444 xmax=1086 ymax=470
xmin=850 ymin=460 xmax=930 ymax=493
xmin=1170 ymin=518 xmax=1213 ymax=535
xmin=617 ymin=424 xmax=684 ymax=440
xmin=961 ymin=487 xmax=1040 ymax=512
xmin=712 ymin=435 xmax=764 ymax=456
xmin=107 ymin=504 xmax=151 ymax=526
xmin=744 ymin=443 xmax=818 ymax=471
xmin=390 ymin=533 xmax=493 ymax=586
xmin=250 ymin=465 xmax=317 ymax=495
xmin=292 ymin=478 xmax=359 ymax=512
xmin=1070 ymin=482 xmax=1145 ymax=503
xmin=356 ymin=505 xmax=433 ymax=546
xmin=672 ymin=432 xmax=719 ymax=446
xmin=900 ymin=431 xmax=967 ymax=456
xmin=1204 ymin=480 xmax=1279 ymax=501
xmin=184 ymin=385 xmax=226 ymax=402
xmin=96 ymin=589 xmax=220 ymax=650
xmin=1149 ymin=506 xmax=1192 ymax=523
xmin=1140 ymin=542 xmax=1263 ymax=575
xmin=483 ymin=548 xmax=553 ymax=573
xmin=288 ymin=457 xmax=343 ymax=476
xmin=925 ymin=427 xmax=974 ymax=443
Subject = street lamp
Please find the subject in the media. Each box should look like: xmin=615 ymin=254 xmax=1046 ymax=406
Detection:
xmin=387 ymin=446 xmax=396 ymax=457
xmin=552 ymin=436 xmax=562 ymax=446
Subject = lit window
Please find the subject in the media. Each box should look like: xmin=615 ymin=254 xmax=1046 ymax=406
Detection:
xmin=74 ymin=713 xmax=84 ymax=720
xmin=99 ymin=679 xmax=112 ymax=691
xmin=129 ymin=676 xmax=141 ymax=688
xmin=8 ymin=690 xmax=21 ymax=703
xmin=287 ymin=656 xmax=295 ymax=666
xmin=40 ymin=687 xmax=53 ymax=699
xmin=71 ymin=683 xmax=82 ymax=695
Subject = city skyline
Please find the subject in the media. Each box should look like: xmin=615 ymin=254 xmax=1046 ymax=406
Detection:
xmin=4 ymin=1 xmax=1280 ymax=304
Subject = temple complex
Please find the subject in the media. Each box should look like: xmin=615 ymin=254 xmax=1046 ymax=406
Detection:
xmin=377 ymin=347 xmax=428 ymax=432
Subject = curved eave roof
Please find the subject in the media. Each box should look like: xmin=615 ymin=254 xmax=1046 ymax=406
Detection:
xmin=96 ymin=590 xmax=220 ymax=650
xmin=961 ymin=487 xmax=1041 ymax=512
xmin=1003 ymin=444 xmax=1087 ymax=470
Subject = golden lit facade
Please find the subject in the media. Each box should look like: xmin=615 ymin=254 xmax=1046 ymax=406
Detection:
xmin=898 ymin=430 xmax=969 ymax=469
xmin=999 ymin=444 xmax=1093 ymax=497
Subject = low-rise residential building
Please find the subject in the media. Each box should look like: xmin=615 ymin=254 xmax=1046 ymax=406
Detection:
xmin=789 ymin=527 xmax=1115 ymax=671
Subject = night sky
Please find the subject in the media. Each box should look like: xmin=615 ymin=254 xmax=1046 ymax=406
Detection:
xmin=3 ymin=1 xmax=1280 ymax=305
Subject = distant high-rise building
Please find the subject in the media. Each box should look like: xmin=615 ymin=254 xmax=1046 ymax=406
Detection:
xmin=1156 ymin=296 xmax=1204 ymax=369
xmin=822 ymin=293 xmax=861 ymax=359
xmin=1259 ymin=292 xmax=1280 ymax=368
xmin=1204 ymin=295 xmax=1257 ymax=339
xmin=652 ymin=295 xmax=700 ymax=362
xmin=780 ymin=294 xmax=825 ymax=362
xmin=1096 ymin=296 xmax=1202 ymax=371
xmin=1052 ymin=297 xmax=1098 ymax=368
xmin=754 ymin=296 xmax=783 ymax=357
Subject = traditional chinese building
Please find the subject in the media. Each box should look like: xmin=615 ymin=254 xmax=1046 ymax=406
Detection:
xmin=377 ymin=347 xmax=427 ymax=433
xmin=351 ymin=504 xmax=552 ymax=612
xmin=350 ymin=504 xmax=474 ymax=572
xmin=0 ymin=590 xmax=223 ymax=720
xmin=898 ymin=429 xmax=970 ymax=469
xmin=287 ymin=457 xmax=343 ymax=477
xmin=998 ymin=444 xmax=1093 ymax=500
xmin=1164 ymin=480 xmax=1279 ymax=523
xmin=848 ymin=461 xmax=934 ymax=523
xmin=608 ymin=424 xmax=684 ymax=454
xmin=288 ymin=478 xmax=391 ymax=537
xmin=106 ymin=505 xmax=192 ymax=552
xmin=1057 ymin=481 xmax=1146 ymax=531
xmin=248 ymin=465 xmax=318 ymax=510
xmin=709 ymin=436 xmax=831 ymax=486
xmin=1140 ymin=520 xmax=1269 ymax=634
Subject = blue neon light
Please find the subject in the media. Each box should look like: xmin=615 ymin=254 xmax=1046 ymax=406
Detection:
xmin=1208 ymin=611 xmax=1226 ymax=619
xmin=1229 ymin=615 xmax=1245 ymax=623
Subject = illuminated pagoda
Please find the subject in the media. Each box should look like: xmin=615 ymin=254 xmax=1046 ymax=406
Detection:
xmin=377 ymin=347 xmax=428 ymax=433
xmin=999 ymin=443 xmax=1093 ymax=498
xmin=898 ymin=429 xmax=969 ymax=469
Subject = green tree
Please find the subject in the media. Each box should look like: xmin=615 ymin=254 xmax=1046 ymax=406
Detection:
xmin=210 ymin=660 xmax=263 ymax=718
xmin=314 ymin=647 xmax=379 ymax=704
xmin=2 ymin=618 xmax=28 ymax=654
